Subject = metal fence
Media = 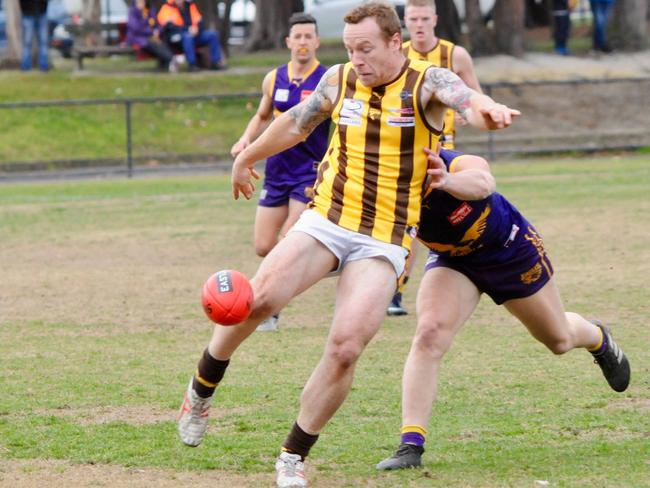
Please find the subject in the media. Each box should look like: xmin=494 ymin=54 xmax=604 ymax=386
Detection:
xmin=1 ymin=77 xmax=649 ymax=178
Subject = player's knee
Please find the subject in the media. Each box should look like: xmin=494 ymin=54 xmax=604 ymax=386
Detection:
xmin=545 ymin=336 xmax=573 ymax=355
xmin=254 ymin=243 xmax=273 ymax=257
xmin=249 ymin=281 xmax=278 ymax=319
xmin=412 ymin=320 xmax=450 ymax=359
xmin=328 ymin=339 xmax=364 ymax=370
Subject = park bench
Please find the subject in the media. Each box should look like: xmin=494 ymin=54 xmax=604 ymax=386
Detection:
xmin=67 ymin=22 xmax=135 ymax=70
xmin=73 ymin=44 xmax=138 ymax=70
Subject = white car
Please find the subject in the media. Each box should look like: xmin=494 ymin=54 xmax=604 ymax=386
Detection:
xmin=305 ymin=0 xmax=496 ymax=40
xmin=305 ymin=0 xmax=405 ymax=40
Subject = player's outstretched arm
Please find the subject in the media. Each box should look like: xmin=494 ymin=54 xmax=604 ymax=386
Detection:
xmin=424 ymin=67 xmax=520 ymax=131
xmin=230 ymin=71 xmax=275 ymax=157
xmin=232 ymin=65 xmax=340 ymax=200
xmin=425 ymin=148 xmax=495 ymax=200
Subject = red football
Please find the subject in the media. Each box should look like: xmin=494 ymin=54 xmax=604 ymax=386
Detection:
xmin=201 ymin=270 xmax=254 ymax=326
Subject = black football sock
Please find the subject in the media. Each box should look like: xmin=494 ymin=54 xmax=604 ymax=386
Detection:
xmin=282 ymin=422 xmax=319 ymax=461
xmin=192 ymin=348 xmax=230 ymax=398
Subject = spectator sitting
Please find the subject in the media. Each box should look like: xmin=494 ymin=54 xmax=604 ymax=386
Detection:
xmin=127 ymin=0 xmax=176 ymax=71
xmin=157 ymin=0 xmax=226 ymax=71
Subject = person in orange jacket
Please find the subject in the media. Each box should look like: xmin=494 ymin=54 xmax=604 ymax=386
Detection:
xmin=157 ymin=0 xmax=226 ymax=71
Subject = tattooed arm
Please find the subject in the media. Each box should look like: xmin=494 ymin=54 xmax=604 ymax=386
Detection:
xmin=421 ymin=66 xmax=520 ymax=131
xmin=231 ymin=65 xmax=341 ymax=200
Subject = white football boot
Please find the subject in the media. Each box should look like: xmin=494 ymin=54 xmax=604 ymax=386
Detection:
xmin=275 ymin=451 xmax=308 ymax=487
xmin=177 ymin=379 xmax=212 ymax=447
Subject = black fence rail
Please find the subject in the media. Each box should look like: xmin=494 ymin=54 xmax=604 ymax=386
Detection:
xmin=1 ymin=77 xmax=649 ymax=178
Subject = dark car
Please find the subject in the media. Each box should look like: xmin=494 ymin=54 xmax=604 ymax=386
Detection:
xmin=0 ymin=0 xmax=73 ymax=57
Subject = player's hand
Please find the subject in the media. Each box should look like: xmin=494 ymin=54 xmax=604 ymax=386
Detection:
xmin=231 ymin=158 xmax=260 ymax=200
xmin=230 ymin=139 xmax=249 ymax=158
xmin=424 ymin=146 xmax=449 ymax=191
xmin=189 ymin=25 xmax=199 ymax=36
xmin=454 ymin=112 xmax=468 ymax=127
xmin=479 ymin=104 xmax=520 ymax=129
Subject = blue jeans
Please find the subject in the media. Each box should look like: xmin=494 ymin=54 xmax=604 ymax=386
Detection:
xmin=21 ymin=13 xmax=49 ymax=71
xmin=590 ymin=0 xmax=614 ymax=50
xmin=180 ymin=29 xmax=222 ymax=66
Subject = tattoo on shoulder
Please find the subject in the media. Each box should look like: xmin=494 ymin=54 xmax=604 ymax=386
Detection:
xmin=425 ymin=67 xmax=472 ymax=118
xmin=288 ymin=65 xmax=338 ymax=134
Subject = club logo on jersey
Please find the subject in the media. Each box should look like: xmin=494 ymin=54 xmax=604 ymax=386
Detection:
xmin=368 ymin=108 xmax=381 ymax=121
xmin=216 ymin=270 xmax=233 ymax=293
xmin=448 ymin=202 xmax=472 ymax=225
xmin=274 ymin=88 xmax=290 ymax=102
xmin=300 ymin=90 xmax=313 ymax=101
xmin=520 ymin=262 xmax=543 ymax=285
xmin=339 ymin=98 xmax=364 ymax=126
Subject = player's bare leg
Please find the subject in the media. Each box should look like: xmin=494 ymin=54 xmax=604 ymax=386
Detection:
xmin=377 ymin=267 xmax=480 ymax=470
xmin=257 ymin=198 xmax=308 ymax=331
xmin=275 ymin=258 xmax=396 ymax=486
xmin=178 ymin=232 xmax=337 ymax=447
xmin=297 ymin=258 xmax=396 ymax=431
xmin=254 ymin=205 xmax=289 ymax=257
xmin=504 ymin=278 xmax=630 ymax=391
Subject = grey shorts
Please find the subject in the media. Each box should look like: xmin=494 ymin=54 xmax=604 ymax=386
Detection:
xmin=288 ymin=209 xmax=408 ymax=278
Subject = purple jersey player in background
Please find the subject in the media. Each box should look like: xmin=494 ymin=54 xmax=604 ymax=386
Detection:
xmin=377 ymin=148 xmax=631 ymax=470
xmin=230 ymin=12 xmax=329 ymax=331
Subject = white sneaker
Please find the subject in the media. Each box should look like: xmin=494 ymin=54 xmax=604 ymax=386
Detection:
xmin=257 ymin=314 xmax=280 ymax=332
xmin=275 ymin=451 xmax=307 ymax=488
xmin=177 ymin=379 xmax=212 ymax=446
xmin=168 ymin=57 xmax=179 ymax=73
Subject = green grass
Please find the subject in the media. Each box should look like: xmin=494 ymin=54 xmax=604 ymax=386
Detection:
xmin=0 ymin=44 xmax=350 ymax=168
xmin=0 ymin=155 xmax=649 ymax=486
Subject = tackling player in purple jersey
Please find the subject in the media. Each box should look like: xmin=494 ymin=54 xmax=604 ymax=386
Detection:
xmin=230 ymin=13 xmax=329 ymax=331
xmin=377 ymin=148 xmax=631 ymax=470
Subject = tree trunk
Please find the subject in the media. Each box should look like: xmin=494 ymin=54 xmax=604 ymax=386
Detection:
xmin=492 ymin=0 xmax=525 ymax=56
xmin=434 ymin=0 xmax=462 ymax=44
xmin=219 ymin=0 xmax=234 ymax=58
xmin=609 ymin=0 xmax=648 ymax=50
xmin=81 ymin=0 xmax=102 ymax=46
xmin=2 ymin=0 xmax=22 ymax=66
xmin=464 ymin=0 xmax=495 ymax=56
xmin=245 ymin=0 xmax=298 ymax=51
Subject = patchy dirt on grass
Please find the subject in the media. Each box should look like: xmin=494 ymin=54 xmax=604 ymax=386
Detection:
xmin=0 ymin=459 xmax=271 ymax=488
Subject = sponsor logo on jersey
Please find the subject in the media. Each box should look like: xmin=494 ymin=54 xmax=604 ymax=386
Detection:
xmin=339 ymin=98 xmax=364 ymax=126
xmin=387 ymin=116 xmax=415 ymax=127
xmin=390 ymin=107 xmax=415 ymax=115
xmin=448 ymin=202 xmax=472 ymax=225
xmin=274 ymin=89 xmax=290 ymax=102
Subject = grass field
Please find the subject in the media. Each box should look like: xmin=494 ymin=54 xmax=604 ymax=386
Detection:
xmin=1 ymin=155 xmax=649 ymax=487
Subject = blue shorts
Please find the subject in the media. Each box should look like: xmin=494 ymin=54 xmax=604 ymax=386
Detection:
xmin=258 ymin=175 xmax=316 ymax=207
xmin=424 ymin=220 xmax=554 ymax=305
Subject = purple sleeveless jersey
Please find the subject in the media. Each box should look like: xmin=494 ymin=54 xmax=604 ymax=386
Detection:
xmin=419 ymin=149 xmax=554 ymax=304
xmin=265 ymin=63 xmax=329 ymax=184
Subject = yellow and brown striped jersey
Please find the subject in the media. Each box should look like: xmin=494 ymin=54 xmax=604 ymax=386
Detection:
xmin=310 ymin=59 xmax=440 ymax=251
xmin=402 ymin=39 xmax=457 ymax=149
